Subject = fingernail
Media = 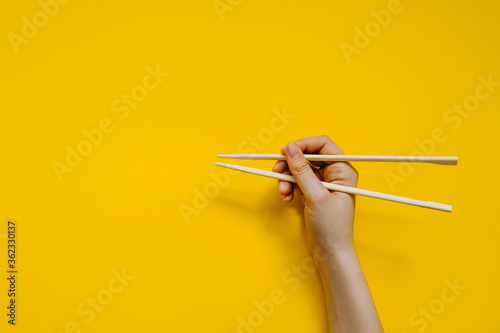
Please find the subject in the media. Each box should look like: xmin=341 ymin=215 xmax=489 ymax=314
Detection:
xmin=279 ymin=182 xmax=286 ymax=191
xmin=287 ymin=142 xmax=301 ymax=158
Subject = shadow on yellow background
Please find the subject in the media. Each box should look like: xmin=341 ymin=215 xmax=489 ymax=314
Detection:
xmin=1 ymin=0 xmax=499 ymax=332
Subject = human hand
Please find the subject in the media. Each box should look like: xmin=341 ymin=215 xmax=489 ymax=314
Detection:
xmin=273 ymin=136 xmax=383 ymax=332
xmin=272 ymin=135 xmax=359 ymax=258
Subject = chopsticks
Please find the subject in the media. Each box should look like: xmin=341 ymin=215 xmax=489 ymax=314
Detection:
xmin=216 ymin=151 xmax=457 ymax=212
xmin=215 ymin=162 xmax=452 ymax=212
xmin=217 ymin=154 xmax=458 ymax=165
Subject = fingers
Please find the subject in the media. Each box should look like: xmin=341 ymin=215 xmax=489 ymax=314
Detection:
xmin=280 ymin=135 xmax=345 ymax=167
xmin=293 ymin=135 xmax=345 ymax=155
xmin=275 ymin=135 xmax=346 ymax=202
xmin=279 ymin=176 xmax=293 ymax=197
xmin=284 ymin=187 xmax=294 ymax=202
xmin=273 ymin=160 xmax=292 ymax=195
xmin=272 ymin=160 xmax=287 ymax=173
xmin=284 ymin=142 xmax=329 ymax=202
xmin=272 ymin=161 xmax=294 ymax=201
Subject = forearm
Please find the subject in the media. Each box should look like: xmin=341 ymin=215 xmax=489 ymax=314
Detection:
xmin=275 ymin=138 xmax=382 ymax=331
xmin=315 ymin=246 xmax=383 ymax=333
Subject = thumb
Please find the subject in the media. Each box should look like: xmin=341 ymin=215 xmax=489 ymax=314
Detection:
xmin=284 ymin=142 xmax=329 ymax=201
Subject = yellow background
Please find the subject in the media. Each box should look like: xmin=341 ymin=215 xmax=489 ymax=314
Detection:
xmin=1 ymin=0 xmax=499 ymax=332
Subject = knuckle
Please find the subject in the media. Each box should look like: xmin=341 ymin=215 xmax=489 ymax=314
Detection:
xmin=319 ymin=134 xmax=332 ymax=143
xmin=293 ymin=161 xmax=311 ymax=176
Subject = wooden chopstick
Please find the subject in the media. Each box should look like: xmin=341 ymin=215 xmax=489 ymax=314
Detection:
xmin=217 ymin=154 xmax=458 ymax=165
xmin=215 ymin=162 xmax=452 ymax=212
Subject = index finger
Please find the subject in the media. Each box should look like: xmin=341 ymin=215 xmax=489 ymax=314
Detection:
xmin=280 ymin=135 xmax=345 ymax=167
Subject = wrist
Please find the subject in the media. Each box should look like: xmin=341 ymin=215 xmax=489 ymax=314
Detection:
xmin=312 ymin=242 xmax=358 ymax=270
